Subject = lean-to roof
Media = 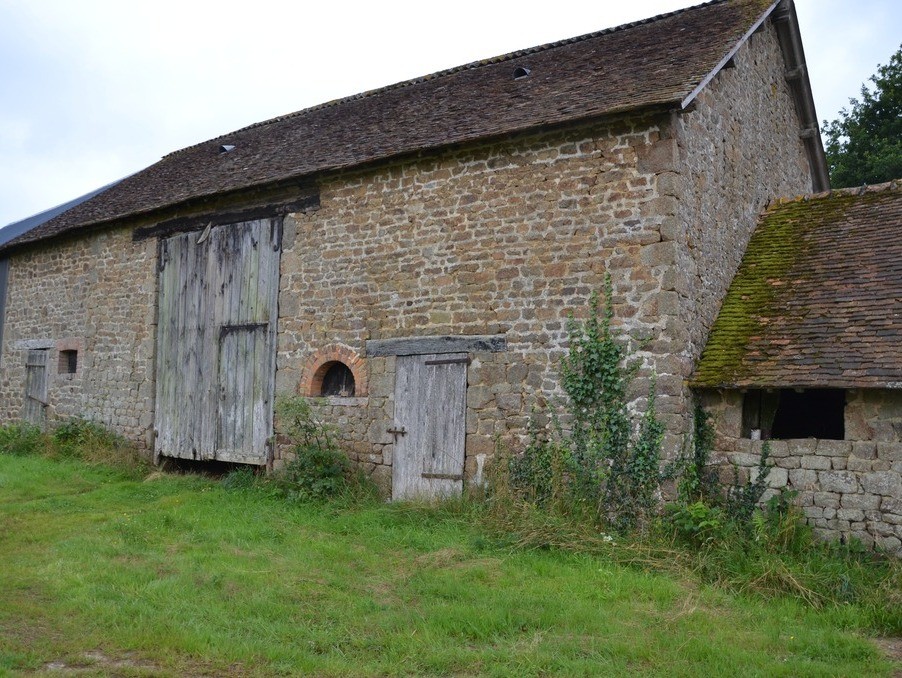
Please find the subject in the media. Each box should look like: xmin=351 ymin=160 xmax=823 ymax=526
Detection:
xmin=693 ymin=181 xmax=902 ymax=390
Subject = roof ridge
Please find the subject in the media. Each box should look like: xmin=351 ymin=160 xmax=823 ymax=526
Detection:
xmin=162 ymin=0 xmax=730 ymax=159
xmin=824 ymin=178 xmax=902 ymax=197
xmin=767 ymin=178 xmax=902 ymax=209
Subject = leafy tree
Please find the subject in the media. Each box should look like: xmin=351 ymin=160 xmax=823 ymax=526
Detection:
xmin=822 ymin=45 xmax=902 ymax=188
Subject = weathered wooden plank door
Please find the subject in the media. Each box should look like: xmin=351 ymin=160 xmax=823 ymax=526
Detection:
xmin=154 ymin=218 xmax=280 ymax=464
xmin=392 ymin=353 xmax=467 ymax=499
xmin=23 ymin=349 xmax=49 ymax=426
xmin=155 ymin=229 xmax=209 ymax=458
xmin=210 ymin=221 xmax=280 ymax=464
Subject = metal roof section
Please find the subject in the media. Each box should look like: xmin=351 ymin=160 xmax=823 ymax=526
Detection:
xmin=0 ymin=178 xmax=125 ymax=248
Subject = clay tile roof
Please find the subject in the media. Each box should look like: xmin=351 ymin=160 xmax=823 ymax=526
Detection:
xmin=693 ymin=181 xmax=902 ymax=390
xmin=3 ymin=0 xmax=776 ymax=252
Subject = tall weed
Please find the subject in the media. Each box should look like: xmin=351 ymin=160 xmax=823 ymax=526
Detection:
xmin=506 ymin=278 xmax=664 ymax=532
xmin=0 ymin=423 xmax=44 ymax=457
xmin=0 ymin=418 xmax=148 ymax=477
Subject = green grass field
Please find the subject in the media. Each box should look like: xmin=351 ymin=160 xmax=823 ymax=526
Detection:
xmin=0 ymin=454 xmax=897 ymax=676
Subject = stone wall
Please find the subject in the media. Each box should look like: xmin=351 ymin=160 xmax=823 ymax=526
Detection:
xmin=0 ymin=228 xmax=157 ymax=448
xmin=700 ymin=389 xmax=902 ymax=555
xmin=276 ymin=112 xmax=688 ymax=480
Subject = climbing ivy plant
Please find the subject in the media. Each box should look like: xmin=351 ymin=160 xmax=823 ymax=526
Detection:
xmin=510 ymin=276 xmax=664 ymax=533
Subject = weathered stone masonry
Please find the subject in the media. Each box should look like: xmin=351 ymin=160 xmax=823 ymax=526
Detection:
xmin=0 ymin=227 xmax=157 ymax=447
xmin=276 ymin=114 xmax=673 ymax=486
xmin=700 ymin=390 xmax=902 ymax=556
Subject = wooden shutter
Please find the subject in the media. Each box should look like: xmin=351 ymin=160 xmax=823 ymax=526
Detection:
xmin=24 ymin=349 xmax=49 ymax=425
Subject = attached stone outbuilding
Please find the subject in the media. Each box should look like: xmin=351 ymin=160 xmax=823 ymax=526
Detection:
xmin=0 ymin=0 xmax=826 ymax=500
xmin=693 ymin=181 xmax=902 ymax=554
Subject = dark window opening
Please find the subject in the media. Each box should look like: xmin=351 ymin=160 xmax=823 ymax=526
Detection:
xmin=321 ymin=362 xmax=355 ymax=397
xmin=58 ymin=350 xmax=78 ymax=374
xmin=742 ymin=388 xmax=845 ymax=440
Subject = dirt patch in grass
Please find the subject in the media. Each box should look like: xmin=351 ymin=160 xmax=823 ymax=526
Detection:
xmin=42 ymin=651 xmax=161 ymax=675
xmin=414 ymin=546 xmax=502 ymax=571
xmin=872 ymin=637 xmax=902 ymax=676
xmin=39 ymin=650 xmax=245 ymax=677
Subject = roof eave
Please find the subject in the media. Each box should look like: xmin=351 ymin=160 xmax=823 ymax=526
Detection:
xmin=691 ymin=380 xmax=902 ymax=391
xmin=769 ymin=0 xmax=830 ymax=192
xmin=680 ymin=0 xmax=829 ymax=193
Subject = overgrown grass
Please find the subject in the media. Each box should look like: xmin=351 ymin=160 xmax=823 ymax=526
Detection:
xmin=0 ymin=418 xmax=149 ymax=479
xmin=479 ymin=488 xmax=902 ymax=634
xmin=0 ymin=450 xmax=899 ymax=675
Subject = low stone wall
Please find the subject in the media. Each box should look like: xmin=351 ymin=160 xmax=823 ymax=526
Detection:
xmin=699 ymin=388 xmax=902 ymax=556
xmin=724 ymin=438 xmax=902 ymax=555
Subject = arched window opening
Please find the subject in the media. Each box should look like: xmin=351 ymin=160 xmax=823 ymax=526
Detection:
xmin=320 ymin=361 xmax=356 ymax=397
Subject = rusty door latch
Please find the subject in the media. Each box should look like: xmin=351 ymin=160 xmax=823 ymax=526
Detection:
xmin=387 ymin=426 xmax=407 ymax=443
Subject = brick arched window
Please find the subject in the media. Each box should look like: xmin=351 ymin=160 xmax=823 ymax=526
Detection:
xmin=300 ymin=345 xmax=367 ymax=398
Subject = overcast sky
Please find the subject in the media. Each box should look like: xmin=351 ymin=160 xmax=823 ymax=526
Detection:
xmin=0 ymin=0 xmax=899 ymax=228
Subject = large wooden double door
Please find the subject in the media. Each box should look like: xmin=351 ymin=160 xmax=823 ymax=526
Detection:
xmin=154 ymin=219 xmax=280 ymax=464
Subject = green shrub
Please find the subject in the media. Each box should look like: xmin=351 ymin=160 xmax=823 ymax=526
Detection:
xmin=664 ymin=501 xmax=727 ymax=547
xmin=274 ymin=396 xmax=373 ymax=502
xmin=0 ymin=418 xmax=147 ymax=477
xmin=53 ymin=417 xmax=123 ymax=457
xmin=51 ymin=417 xmax=147 ymax=475
xmin=677 ymin=404 xmax=720 ymax=504
xmin=0 ymin=423 xmax=45 ymax=457
xmin=507 ymin=417 xmax=566 ymax=509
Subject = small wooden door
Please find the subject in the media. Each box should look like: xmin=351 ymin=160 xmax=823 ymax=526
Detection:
xmin=23 ymin=349 xmax=49 ymax=426
xmin=154 ymin=218 xmax=280 ymax=464
xmin=392 ymin=353 xmax=467 ymax=499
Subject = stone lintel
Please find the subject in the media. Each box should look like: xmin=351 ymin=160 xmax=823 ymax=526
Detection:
xmin=366 ymin=335 xmax=506 ymax=357
xmin=13 ymin=339 xmax=55 ymax=350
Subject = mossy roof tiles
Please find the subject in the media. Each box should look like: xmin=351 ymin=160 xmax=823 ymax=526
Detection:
xmin=2 ymin=0 xmax=775 ymax=252
xmin=693 ymin=181 xmax=902 ymax=389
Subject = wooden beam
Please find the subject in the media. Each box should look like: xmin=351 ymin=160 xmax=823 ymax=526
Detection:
xmin=133 ymin=193 xmax=319 ymax=241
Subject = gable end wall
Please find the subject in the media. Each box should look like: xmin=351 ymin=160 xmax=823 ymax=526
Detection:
xmin=673 ymin=19 xmax=813 ymax=359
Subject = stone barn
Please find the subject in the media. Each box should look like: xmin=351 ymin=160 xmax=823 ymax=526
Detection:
xmin=693 ymin=182 xmax=902 ymax=554
xmin=0 ymin=0 xmax=826 ymax=500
